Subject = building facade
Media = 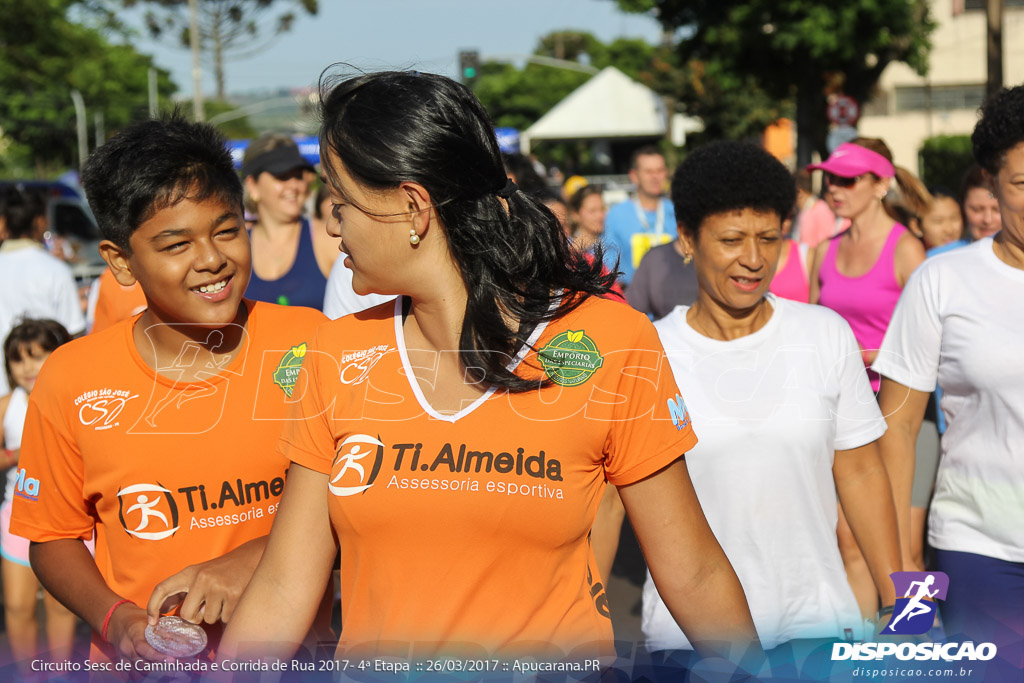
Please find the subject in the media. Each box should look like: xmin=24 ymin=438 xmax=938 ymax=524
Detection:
xmin=858 ymin=0 xmax=1024 ymax=170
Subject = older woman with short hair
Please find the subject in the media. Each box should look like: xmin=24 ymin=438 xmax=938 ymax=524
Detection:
xmin=642 ymin=141 xmax=900 ymax=666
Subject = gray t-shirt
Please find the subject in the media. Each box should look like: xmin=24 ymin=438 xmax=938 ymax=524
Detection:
xmin=625 ymin=242 xmax=699 ymax=320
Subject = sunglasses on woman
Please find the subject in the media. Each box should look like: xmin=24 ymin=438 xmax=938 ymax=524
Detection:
xmin=824 ymin=173 xmax=867 ymax=188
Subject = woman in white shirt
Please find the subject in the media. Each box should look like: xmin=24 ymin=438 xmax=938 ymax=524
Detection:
xmin=641 ymin=141 xmax=900 ymax=669
xmin=875 ymin=85 xmax=1024 ymax=680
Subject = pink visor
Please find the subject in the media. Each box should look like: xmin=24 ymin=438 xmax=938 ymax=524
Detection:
xmin=806 ymin=142 xmax=895 ymax=179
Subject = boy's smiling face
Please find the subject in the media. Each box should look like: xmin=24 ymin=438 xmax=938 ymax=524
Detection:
xmin=122 ymin=195 xmax=250 ymax=328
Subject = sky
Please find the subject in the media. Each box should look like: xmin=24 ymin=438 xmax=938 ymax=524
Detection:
xmin=121 ymin=0 xmax=666 ymax=97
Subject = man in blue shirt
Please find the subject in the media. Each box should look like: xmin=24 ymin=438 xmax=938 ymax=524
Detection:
xmin=603 ymin=146 xmax=675 ymax=286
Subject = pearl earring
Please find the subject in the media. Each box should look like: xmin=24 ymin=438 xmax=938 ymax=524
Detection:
xmin=409 ymin=229 xmax=420 ymax=245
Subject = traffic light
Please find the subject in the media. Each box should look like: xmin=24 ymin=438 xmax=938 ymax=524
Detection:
xmin=458 ymin=50 xmax=480 ymax=86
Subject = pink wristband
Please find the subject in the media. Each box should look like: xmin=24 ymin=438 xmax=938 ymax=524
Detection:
xmin=101 ymin=599 xmax=133 ymax=642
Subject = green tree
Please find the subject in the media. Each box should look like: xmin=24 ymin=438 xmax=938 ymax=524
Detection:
xmin=0 ymin=0 xmax=176 ymax=175
xmin=919 ymin=135 xmax=973 ymax=191
xmin=204 ymin=99 xmax=257 ymax=139
xmin=474 ymin=60 xmax=590 ymax=132
xmin=613 ymin=0 xmax=935 ymax=163
xmin=128 ymin=0 xmax=318 ymax=99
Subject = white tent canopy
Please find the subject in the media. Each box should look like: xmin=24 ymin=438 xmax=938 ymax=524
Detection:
xmin=521 ymin=66 xmax=684 ymax=153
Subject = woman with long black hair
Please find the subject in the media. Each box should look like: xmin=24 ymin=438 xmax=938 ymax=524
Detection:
xmin=217 ymin=70 xmax=758 ymax=667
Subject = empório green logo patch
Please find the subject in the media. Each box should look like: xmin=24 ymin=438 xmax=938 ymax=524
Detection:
xmin=273 ymin=343 xmax=308 ymax=397
xmin=538 ymin=329 xmax=603 ymax=387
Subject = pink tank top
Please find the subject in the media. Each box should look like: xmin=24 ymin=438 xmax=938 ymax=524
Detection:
xmin=818 ymin=223 xmax=907 ymax=391
xmin=770 ymin=240 xmax=810 ymax=303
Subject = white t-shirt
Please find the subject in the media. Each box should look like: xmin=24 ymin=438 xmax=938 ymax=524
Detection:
xmin=643 ymin=295 xmax=885 ymax=651
xmin=0 ymin=241 xmax=85 ymax=342
xmin=873 ymin=238 xmax=1024 ymax=562
xmin=322 ymin=253 xmax=395 ymax=320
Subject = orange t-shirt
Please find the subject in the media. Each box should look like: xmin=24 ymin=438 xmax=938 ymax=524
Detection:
xmin=281 ymin=295 xmax=697 ymax=660
xmin=90 ymin=267 xmax=147 ymax=334
xmin=11 ymin=300 xmax=325 ymax=653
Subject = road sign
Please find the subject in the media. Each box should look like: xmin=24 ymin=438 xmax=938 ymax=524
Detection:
xmin=828 ymin=95 xmax=860 ymax=127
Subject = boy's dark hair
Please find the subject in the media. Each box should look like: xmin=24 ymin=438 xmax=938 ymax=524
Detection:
xmin=318 ymin=69 xmax=614 ymax=392
xmin=4 ymin=319 xmax=72 ymax=389
xmin=671 ymin=141 xmax=796 ymax=237
xmin=972 ymin=85 xmax=1024 ymax=176
xmin=81 ymin=112 xmax=243 ymax=251
xmin=2 ymin=186 xmax=46 ymax=240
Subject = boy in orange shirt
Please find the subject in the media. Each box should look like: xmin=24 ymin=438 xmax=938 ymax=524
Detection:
xmin=10 ymin=114 xmax=326 ymax=667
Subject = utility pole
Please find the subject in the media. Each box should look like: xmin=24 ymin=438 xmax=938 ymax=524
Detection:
xmin=70 ymin=90 xmax=88 ymax=169
xmin=986 ymin=0 xmax=1003 ymax=100
xmin=94 ymin=111 xmax=104 ymax=149
xmin=189 ymin=0 xmax=204 ymax=121
xmin=148 ymin=67 xmax=159 ymax=118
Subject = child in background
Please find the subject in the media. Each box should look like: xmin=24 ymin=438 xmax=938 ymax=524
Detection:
xmin=1 ymin=319 xmax=77 ymax=676
xmin=919 ymin=187 xmax=969 ymax=256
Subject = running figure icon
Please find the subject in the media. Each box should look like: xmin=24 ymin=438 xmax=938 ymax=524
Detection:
xmin=126 ymin=494 xmax=169 ymax=532
xmin=887 ymin=574 xmax=940 ymax=632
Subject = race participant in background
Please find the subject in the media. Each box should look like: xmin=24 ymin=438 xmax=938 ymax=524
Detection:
xmin=603 ymin=146 xmax=675 ymax=287
xmin=960 ymin=163 xmax=1003 ymax=241
xmin=625 ymin=233 xmax=699 ymax=321
xmin=567 ymin=185 xmax=607 ymax=255
xmin=220 ymin=70 xmax=761 ymax=671
xmin=10 ymin=115 xmax=327 ymax=670
xmin=919 ymin=187 xmax=968 ymax=256
xmin=0 ymin=187 xmax=86 ymax=344
xmin=242 ymin=134 xmax=331 ymax=310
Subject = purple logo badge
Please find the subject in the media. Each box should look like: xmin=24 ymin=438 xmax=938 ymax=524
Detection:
xmin=884 ymin=571 xmax=949 ymax=635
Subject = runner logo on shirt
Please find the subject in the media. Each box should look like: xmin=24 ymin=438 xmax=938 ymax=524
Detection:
xmin=667 ymin=393 xmax=690 ymax=431
xmin=272 ymin=343 xmax=308 ymax=397
xmin=538 ymin=330 xmax=604 ymax=387
xmin=883 ymin=571 xmax=949 ymax=635
xmin=117 ymin=483 xmax=180 ymax=541
xmin=329 ymin=434 xmax=385 ymax=497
